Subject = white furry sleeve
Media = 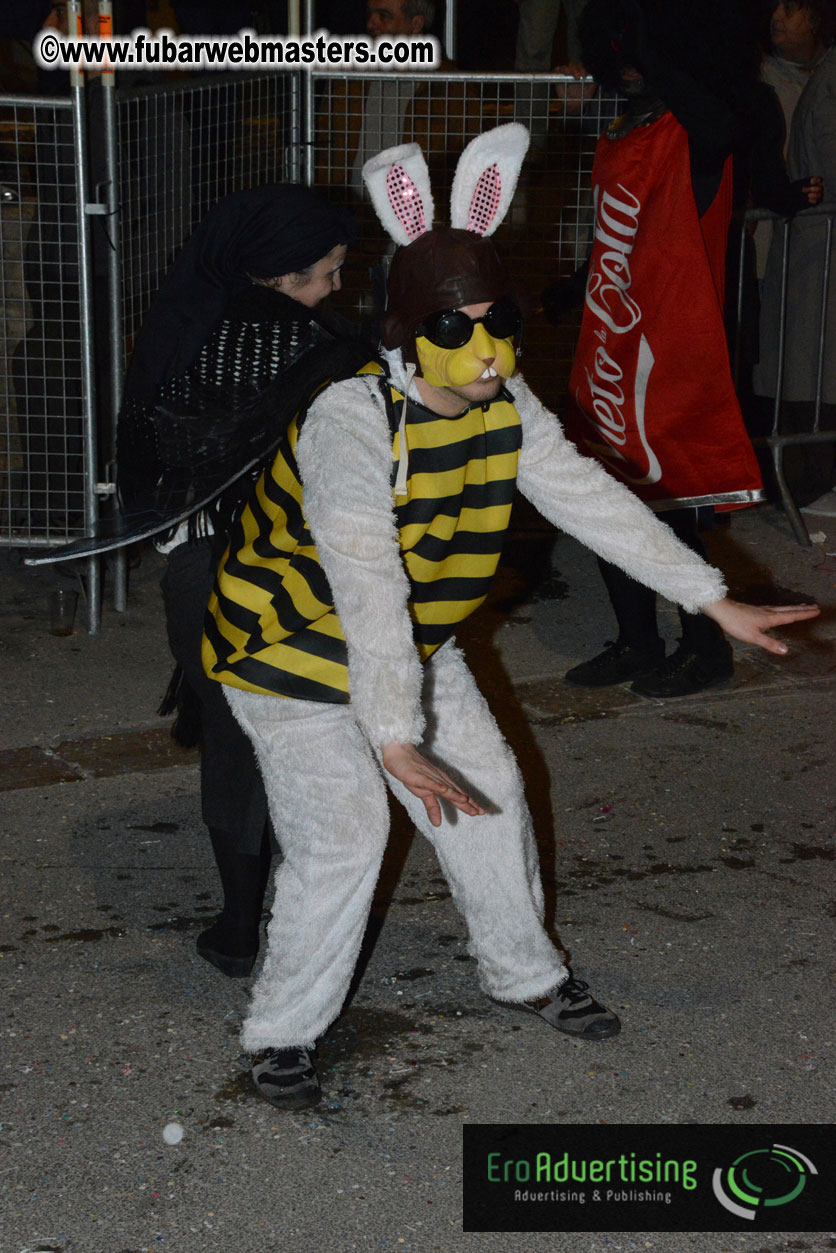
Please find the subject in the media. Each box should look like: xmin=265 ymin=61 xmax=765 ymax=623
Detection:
xmin=295 ymin=376 xmax=425 ymax=748
xmin=512 ymin=375 xmax=727 ymax=613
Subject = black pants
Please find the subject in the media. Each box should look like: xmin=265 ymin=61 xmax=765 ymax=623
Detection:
xmin=598 ymin=509 xmax=728 ymax=656
xmin=160 ymin=539 xmax=272 ymax=854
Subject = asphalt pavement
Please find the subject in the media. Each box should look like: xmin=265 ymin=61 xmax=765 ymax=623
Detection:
xmin=1 ymin=502 xmax=834 ymax=1253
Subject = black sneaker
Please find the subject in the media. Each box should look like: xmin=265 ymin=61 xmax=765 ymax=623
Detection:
xmin=196 ymin=922 xmax=258 ymax=978
xmin=251 ymin=1046 xmax=322 ymax=1110
xmin=630 ymin=643 xmax=733 ymax=698
xmin=564 ymin=640 xmax=665 ymax=688
xmin=495 ymin=974 xmax=621 ymax=1040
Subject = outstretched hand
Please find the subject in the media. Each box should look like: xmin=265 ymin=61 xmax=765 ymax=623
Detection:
xmin=381 ymin=742 xmax=485 ymax=828
xmin=703 ymin=598 xmax=820 ymax=655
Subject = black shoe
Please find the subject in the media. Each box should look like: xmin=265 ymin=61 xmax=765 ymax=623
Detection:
xmin=564 ymin=639 xmax=665 ymax=688
xmin=196 ymin=921 xmax=258 ymax=978
xmin=494 ymin=973 xmax=621 ymax=1040
xmin=630 ymin=643 xmax=733 ymax=698
xmin=251 ymin=1046 xmax=322 ymax=1110
xmin=200 ymin=828 xmax=272 ymax=976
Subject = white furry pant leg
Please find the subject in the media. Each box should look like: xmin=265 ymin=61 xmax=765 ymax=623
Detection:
xmin=387 ymin=642 xmax=567 ymax=1003
xmin=224 ymin=642 xmax=566 ymax=1051
xmin=224 ymin=688 xmax=391 ymax=1052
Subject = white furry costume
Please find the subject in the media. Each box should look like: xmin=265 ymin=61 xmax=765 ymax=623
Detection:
xmin=221 ymin=340 xmax=724 ymax=1050
xmin=211 ymin=127 xmax=726 ymax=1051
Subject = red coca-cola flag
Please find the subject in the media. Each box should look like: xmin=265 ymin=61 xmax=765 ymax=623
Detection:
xmin=565 ymin=111 xmax=763 ymax=511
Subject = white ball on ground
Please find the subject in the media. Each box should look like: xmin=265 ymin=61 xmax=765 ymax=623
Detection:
xmin=163 ymin=1121 xmax=184 ymax=1145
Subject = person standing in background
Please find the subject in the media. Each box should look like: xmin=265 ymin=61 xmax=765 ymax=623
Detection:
xmin=548 ymin=0 xmax=770 ymax=699
xmin=515 ymin=0 xmax=588 ymax=70
xmin=754 ymin=0 xmax=836 ymax=516
xmin=513 ymin=0 xmax=589 ymax=153
xmin=754 ymin=1 xmax=829 ymax=277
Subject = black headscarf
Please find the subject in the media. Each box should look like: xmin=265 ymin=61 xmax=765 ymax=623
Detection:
xmin=125 ymin=183 xmax=356 ymax=405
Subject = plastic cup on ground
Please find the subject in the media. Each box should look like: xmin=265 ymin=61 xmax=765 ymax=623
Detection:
xmin=49 ymin=588 xmax=78 ymax=636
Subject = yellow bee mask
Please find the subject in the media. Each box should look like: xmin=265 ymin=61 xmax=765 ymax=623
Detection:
xmin=414 ymin=298 xmax=521 ymax=388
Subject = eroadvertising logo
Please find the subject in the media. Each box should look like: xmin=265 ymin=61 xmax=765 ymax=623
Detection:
xmin=712 ymin=1142 xmax=817 ymax=1221
xmin=462 ymin=1125 xmax=835 ymax=1233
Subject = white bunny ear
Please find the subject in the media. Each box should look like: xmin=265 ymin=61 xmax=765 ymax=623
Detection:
xmin=362 ymin=142 xmax=435 ymax=247
xmin=450 ymin=123 xmax=530 ymax=235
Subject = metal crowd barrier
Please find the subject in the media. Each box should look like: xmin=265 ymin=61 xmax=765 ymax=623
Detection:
xmin=3 ymin=61 xmax=830 ymax=634
xmin=114 ymin=71 xmax=298 ymax=378
xmin=0 ymin=96 xmax=91 ymax=545
xmin=0 ymin=71 xmax=298 ymax=629
xmin=1 ymin=69 xmax=614 ymax=631
xmin=733 ymin=203 xmax=836 ymax=546
xmin=0 ymin=90 xmax=102 ymax=629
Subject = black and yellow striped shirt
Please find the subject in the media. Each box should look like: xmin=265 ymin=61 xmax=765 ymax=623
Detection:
xmin=202 ymin=363 xmax=522 ymax=701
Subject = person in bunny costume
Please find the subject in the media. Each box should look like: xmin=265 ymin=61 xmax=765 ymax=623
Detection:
xmin=201 ymin=125 xmax=819 ymax=1110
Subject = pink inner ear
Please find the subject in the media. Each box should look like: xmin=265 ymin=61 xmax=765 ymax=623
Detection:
xmin=467 ymin=163 xmax=502 ymax=234
xmin=386 ymin=163 xmax=426 ymax=241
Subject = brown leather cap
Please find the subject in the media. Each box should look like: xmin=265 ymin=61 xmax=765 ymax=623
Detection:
xmin=381 ymin=227 xmax=519 ymax=350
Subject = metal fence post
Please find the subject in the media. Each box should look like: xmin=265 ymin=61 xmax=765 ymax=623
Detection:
xmin=444 ymin=0 xmax=457 ymax=61
xmin=287 ymin=72 xmax=302 ymax=184
xmin=98 ymin=0 xmax=127 ymax=612
xmin=68 ymin=0 xmax=102 ymax=631
xmin=302 ymin=70 xmax=314 ymax=187
xmin=734 ymin=205 xmax=836 ymax=546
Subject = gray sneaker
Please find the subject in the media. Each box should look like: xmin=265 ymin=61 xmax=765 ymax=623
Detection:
xmin=251 ymin=1046 xmax=322 ymax=1109
xmin=497 ymin=973 xmax=621 ymax=1040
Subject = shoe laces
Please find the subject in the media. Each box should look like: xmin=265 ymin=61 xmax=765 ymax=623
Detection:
xmin=667 ymin=646 xmax=728 ymax=675
xmin=261 ymin=1046 xmax=311 ymax=1066
xmin=558 ymin=975 xmax=590 ymax=1003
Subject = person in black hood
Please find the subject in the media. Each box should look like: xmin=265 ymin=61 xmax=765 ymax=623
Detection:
xmin=117 ymin=183 xmax=358 ymax=979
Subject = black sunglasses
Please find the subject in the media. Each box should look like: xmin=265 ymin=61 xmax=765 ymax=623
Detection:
xmin=416 ymin=297 xmax=522 ymax=350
